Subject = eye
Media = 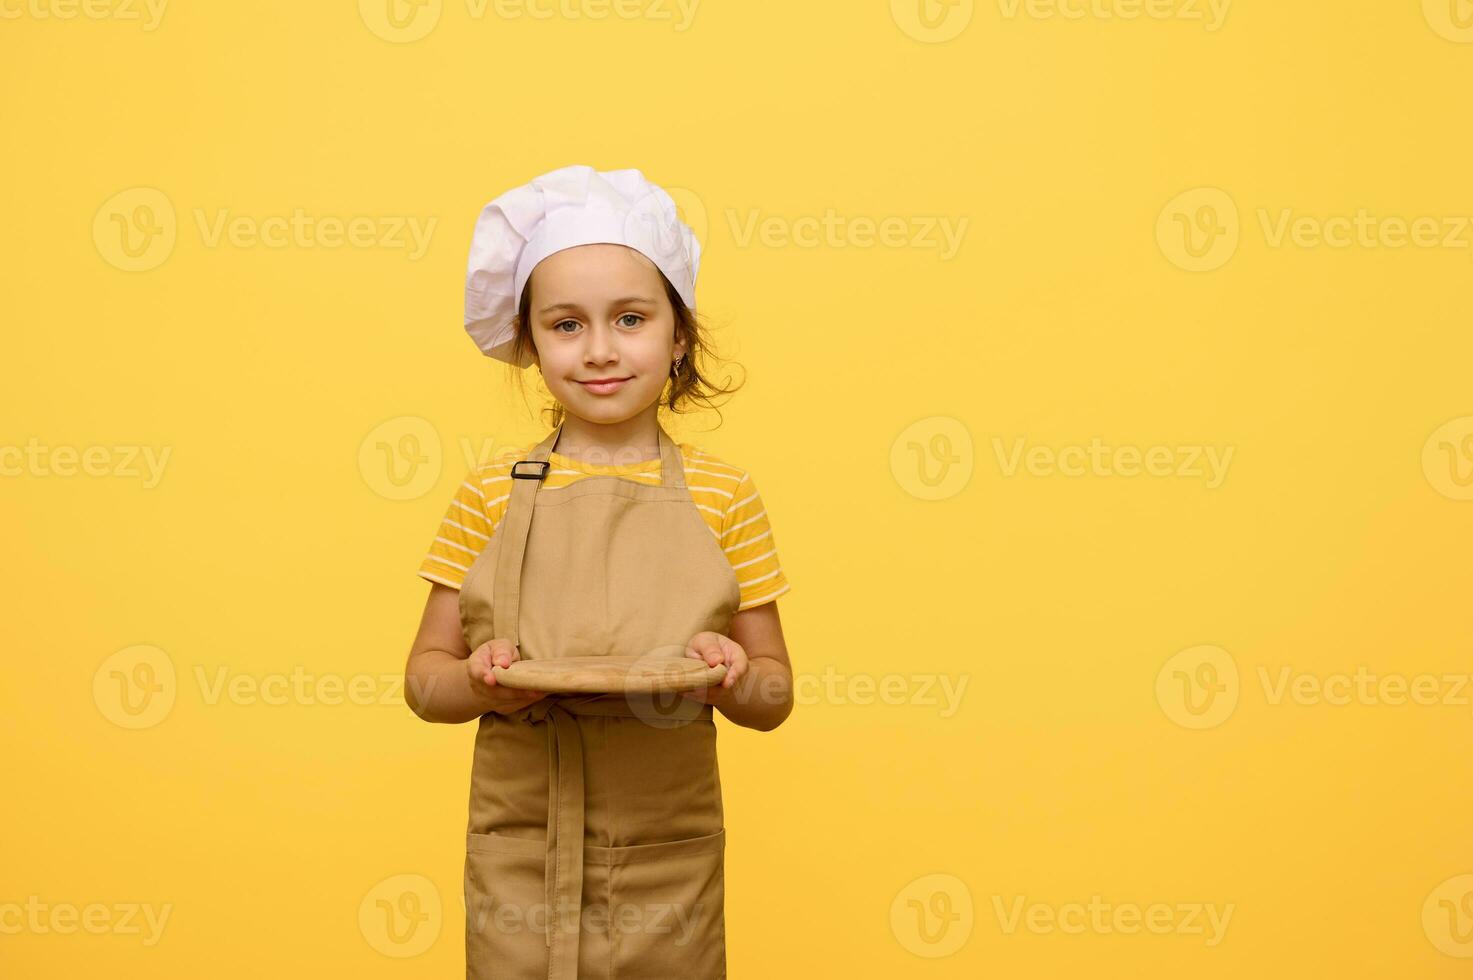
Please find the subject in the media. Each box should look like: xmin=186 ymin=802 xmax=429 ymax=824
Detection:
xmin=553 ymin=319 xmax=580 ymax=334
xmin=617 ymin=313 xmax=644 ymax=328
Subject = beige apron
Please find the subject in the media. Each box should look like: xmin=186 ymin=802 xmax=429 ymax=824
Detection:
xmin=458 ymin=421 xmax=741 ymax=979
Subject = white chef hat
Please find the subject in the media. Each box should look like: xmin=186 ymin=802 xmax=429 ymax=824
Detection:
xmin=464 ymin=164 xmax=702 ymax=366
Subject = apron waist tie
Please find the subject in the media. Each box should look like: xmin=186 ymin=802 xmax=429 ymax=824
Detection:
xmin=544 ymin=705 xmax=583 ymax=976
xmin=521 ymin=695 xmax=664 ymax=980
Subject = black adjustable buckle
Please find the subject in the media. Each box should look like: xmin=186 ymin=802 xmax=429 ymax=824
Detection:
xmin=511 ymin=459 xmax=550 ymax=481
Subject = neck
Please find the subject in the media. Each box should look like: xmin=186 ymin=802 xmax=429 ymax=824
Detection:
xmin=553 ymin=409 xmax=663 ymax=464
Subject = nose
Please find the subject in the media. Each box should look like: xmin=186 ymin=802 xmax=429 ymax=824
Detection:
xmin=582 ymin=322 xmax=620 ymax=366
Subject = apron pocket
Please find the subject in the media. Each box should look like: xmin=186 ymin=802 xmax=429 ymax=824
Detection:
xmin=466 ymin=831 xmax=620 ymax=979
xmin=465 ymin=831 xmax=549 ymax=980
xmin=464 ymin=828 xmax=727 ymax=979
xmin=605 ymin=828 xmax=726 ymax=979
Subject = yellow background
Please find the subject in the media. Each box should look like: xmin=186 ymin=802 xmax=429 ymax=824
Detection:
xmin=4 ymin=0 xmax=1473 ymax=976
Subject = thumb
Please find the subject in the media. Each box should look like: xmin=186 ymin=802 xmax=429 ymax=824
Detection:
xmin=488 ymin=639 xmax=519 ymax=669
xmin=686 ymin=635 xmax=722 ymax=667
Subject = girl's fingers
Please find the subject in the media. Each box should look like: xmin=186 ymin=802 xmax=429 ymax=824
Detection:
xmin=686 ymin=634 xmax=723 ymax=667
xmin=723 ymin=642 xmax=748 ymax=687
xmin=489 ymin=640 xmax=518 ymax=669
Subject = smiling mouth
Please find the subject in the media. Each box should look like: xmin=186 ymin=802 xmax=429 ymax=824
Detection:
xmin=577 ymin=377 xmax=632 ymax=394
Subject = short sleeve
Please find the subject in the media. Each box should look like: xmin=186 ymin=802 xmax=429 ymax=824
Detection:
xmin=721 ymin=470 xmax=791 ymax=610
xmin=416 ymin=470 xmax=495 ymax=590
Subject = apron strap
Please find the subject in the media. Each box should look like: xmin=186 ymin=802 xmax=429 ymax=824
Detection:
xmin=657 ymin=422 xmax=684 ymax=489
xmin=490 ymin=425 xmax=560 ymax=651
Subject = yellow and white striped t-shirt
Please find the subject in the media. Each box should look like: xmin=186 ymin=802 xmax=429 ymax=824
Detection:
xmin=417 ymin=442 xmax=791 ymax=612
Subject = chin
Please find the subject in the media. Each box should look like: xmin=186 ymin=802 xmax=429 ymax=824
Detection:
xmin=580 ymin=390 xmax=654 ymax=420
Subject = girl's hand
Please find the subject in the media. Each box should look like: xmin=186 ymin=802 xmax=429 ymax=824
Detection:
xmin=681 ymin=631 xmax=748 ymax=704
xmin=466 ymin=639 xmax=548 ymax=715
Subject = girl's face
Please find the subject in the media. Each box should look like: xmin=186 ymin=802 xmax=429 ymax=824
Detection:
xmin=526 ymin=243 xmax=686 ymax=426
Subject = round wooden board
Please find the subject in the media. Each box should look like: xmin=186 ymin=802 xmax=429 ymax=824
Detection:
xmin=491 ymin=654 xmax=727 ymax=694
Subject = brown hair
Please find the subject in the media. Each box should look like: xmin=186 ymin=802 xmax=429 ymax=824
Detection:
xmin=504 ymin=268 xmax=743 ymax=429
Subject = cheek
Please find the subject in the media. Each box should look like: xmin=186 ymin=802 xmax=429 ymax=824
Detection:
xmin=633 ymin=330 xmax=676 ymax=366
xmin=538 ymin=346 xmax=577 ymax=373
xmin=635 ymin=345 xmax=670 ymax=371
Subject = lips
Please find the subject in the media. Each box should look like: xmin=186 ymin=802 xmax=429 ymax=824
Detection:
xmin=577 ymin=377 xmax=631 ymax=395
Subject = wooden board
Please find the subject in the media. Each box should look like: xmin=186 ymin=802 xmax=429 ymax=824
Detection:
xmin=491 ymin=654 xmax=728 ymax=694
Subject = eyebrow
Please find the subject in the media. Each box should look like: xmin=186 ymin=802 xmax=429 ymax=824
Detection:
xmin=537 ymin=296 xmax=658 ymax=315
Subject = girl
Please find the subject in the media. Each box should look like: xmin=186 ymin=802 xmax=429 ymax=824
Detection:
xmin=403 ymin=165 xmax=795 ymax=979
